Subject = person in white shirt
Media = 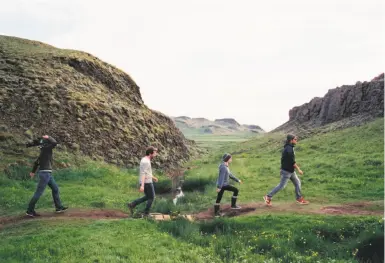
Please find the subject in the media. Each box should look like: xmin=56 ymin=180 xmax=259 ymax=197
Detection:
xmin=127 ymin=146 xmax=159 ymax=216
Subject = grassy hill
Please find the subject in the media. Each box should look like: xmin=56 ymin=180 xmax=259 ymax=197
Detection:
xmin=0 ymin=118 xmax=383 ymax=262
xmin=0 ymin=35 xmax=195 ymax=170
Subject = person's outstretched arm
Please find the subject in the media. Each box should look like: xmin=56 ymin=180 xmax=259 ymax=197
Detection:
xmin=229 ymin=172 xmax=242 ymax=183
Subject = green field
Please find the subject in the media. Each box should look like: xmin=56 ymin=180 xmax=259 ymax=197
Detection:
xmin=0 ymin=118 xmax=383 ymax=262
xmin=183 ymin=131 xmax=257 ymax=152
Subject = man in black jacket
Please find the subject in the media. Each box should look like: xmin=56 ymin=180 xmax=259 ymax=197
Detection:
xmin=263 ymin=134 xmax=309 ymax=206
xmin=26 ymin=135 xmax=68 ymax=217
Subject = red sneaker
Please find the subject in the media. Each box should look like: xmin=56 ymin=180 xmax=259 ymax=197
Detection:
xmin=296 ymin=197 xmax=309 ymax=205
xmin=263 ymin=195 xmax=272 ymax=206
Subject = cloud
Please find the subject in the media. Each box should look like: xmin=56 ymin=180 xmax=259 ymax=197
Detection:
xmin=1 ymin=0 xmax=383 ymax=131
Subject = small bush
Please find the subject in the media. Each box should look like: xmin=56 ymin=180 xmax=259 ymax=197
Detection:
xmin=4 ymin=164 xmax=31 ymax=180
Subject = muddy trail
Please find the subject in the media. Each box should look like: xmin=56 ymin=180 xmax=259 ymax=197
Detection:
xmin=0 ymin=201 xmax=383 ymax=228
xmin=194 ymin=201 xmax=384 ymax=220
xmin=0 ymin=208 xmax=129 ymax=229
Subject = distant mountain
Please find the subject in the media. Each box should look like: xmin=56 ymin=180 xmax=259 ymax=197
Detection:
xmin=171 ymin=116 xmax=264 ymax=135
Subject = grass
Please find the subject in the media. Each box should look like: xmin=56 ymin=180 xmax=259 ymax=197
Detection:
xmin=159 ymin=214 xmax=384 ymax=263
xmin=0 ymin=219 xmax=218 ymax=263
xmin=183 ymin=133 xmax=256 ymax=153
xmin=0 ymin=118 xmax=383 ymax=262
xmin=183 ymin=118 xmax=384 ymax=208
xmin=0 ymin=214 xmax=382 ymax=262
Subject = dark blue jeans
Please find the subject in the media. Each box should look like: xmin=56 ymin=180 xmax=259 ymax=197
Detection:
xmin=131 ymin=183 xmax=155 ymax=214
xmin=27 ymin=171 xmax=62 ymax=212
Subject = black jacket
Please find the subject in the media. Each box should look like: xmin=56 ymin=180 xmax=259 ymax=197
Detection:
xmin=281 ymin=143 xmax=296 ymax=173
xmin=31 ymin=137 xmax=57 ymax=173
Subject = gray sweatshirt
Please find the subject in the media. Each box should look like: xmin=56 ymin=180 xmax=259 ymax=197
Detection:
xmin=216 ymin=162 xmax=240 ymax=188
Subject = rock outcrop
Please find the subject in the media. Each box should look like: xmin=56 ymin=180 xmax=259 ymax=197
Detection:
xmin=273 ymin=73 xmax=384 ymax=134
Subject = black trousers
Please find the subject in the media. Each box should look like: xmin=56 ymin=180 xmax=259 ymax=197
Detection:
xmin=131 ymin=183 xmax=155 ymax=213
xmin=216 ymin=185 xmax=238 ymax=203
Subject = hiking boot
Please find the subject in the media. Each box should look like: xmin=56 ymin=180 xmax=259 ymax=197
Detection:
xmin=127 ymin=203 xmax=135 ymax=215
xmin=55 ymin=206 xmax=69 ymax=213
xmin=142 ymin=212 xmax=151 ymax=219
xmin=263 ymin=195 xmax=272 ymax=206
xmin=214 ymin=204 xmax=221 ymax=216
xmin=296 ymin=197 xmax=309 ymax=205
xmin=231 ymin=196 xmax=240 ymax=209
xmin=26 ymin=210 xmax=40 ymax=217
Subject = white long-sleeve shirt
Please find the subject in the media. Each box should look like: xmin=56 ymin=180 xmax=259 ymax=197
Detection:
xmin=139 ymin=157 xmax=153 ymax=184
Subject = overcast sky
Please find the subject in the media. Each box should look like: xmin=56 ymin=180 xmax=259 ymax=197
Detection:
xmin=1 ymin=0 xmax=383 ymax=131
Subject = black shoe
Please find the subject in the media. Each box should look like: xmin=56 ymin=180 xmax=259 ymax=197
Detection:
xmin=127 ymin=203 xmax=135 ymax=215
xmin=214 ymin=213 xmax=222 ymax=218
xmin=231 ymin=196 xmax=241 ymax=209
xmin=55 ymin=206 xmax=68 ymax=213
xmin=26 ymin=210 xmax=40 ymax=217
xmin=214 ymin=204 xmax=221 ymax=217
xmin=142 ymin=212 xmax=151 ymax=219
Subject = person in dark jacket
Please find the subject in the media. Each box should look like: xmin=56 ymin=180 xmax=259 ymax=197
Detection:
xmin=263 ymin=134 xmax=309 ymax=206
xmin=214 ymin=153 xmax=243 ymax=216
xmin=26 ymin=135 xmax=68 ymax=217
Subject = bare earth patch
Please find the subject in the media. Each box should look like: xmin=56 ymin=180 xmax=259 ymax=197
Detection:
xmin=0 ymin=201 xmax=383 ymax=228
xmin=318 ymin=201 xmax=384 ymax=215
xmin=0 ymin=208 xmax=129 ymax=229
xmin=194 ymin=201 xmax=384 ymax=220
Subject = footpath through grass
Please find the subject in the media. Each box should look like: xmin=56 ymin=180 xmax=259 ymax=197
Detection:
xmin=0 ymin=118 xmax=383 ymax=262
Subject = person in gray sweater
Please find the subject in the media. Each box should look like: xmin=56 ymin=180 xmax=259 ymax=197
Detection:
xmin=214 ymin=153 xmax=243 ymax=216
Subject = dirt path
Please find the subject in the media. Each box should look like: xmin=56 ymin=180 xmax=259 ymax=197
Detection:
xmin=194 ymin=201 xmax=384 ymax=220
xmin=0 ymin=208 xmax=129 ymax=229
xmin=0 ymin=201 xmax=383 ymax=228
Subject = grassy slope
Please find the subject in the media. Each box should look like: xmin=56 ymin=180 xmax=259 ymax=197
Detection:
xmin=0 ymin=118 xmax=383 ymax=262
xmin=179 ymin=118 xmax=384 ymax=213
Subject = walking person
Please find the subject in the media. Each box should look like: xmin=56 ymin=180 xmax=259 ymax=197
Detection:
xmin=214 ymin=153 xmax=243 ymax=217
xmin=26 ymin=135 xmax=68 ymax=217
xmin=263 ymin=134 xmax=309 ymax=206
xmin=128 ymin=146 xmax=159 ymax=217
